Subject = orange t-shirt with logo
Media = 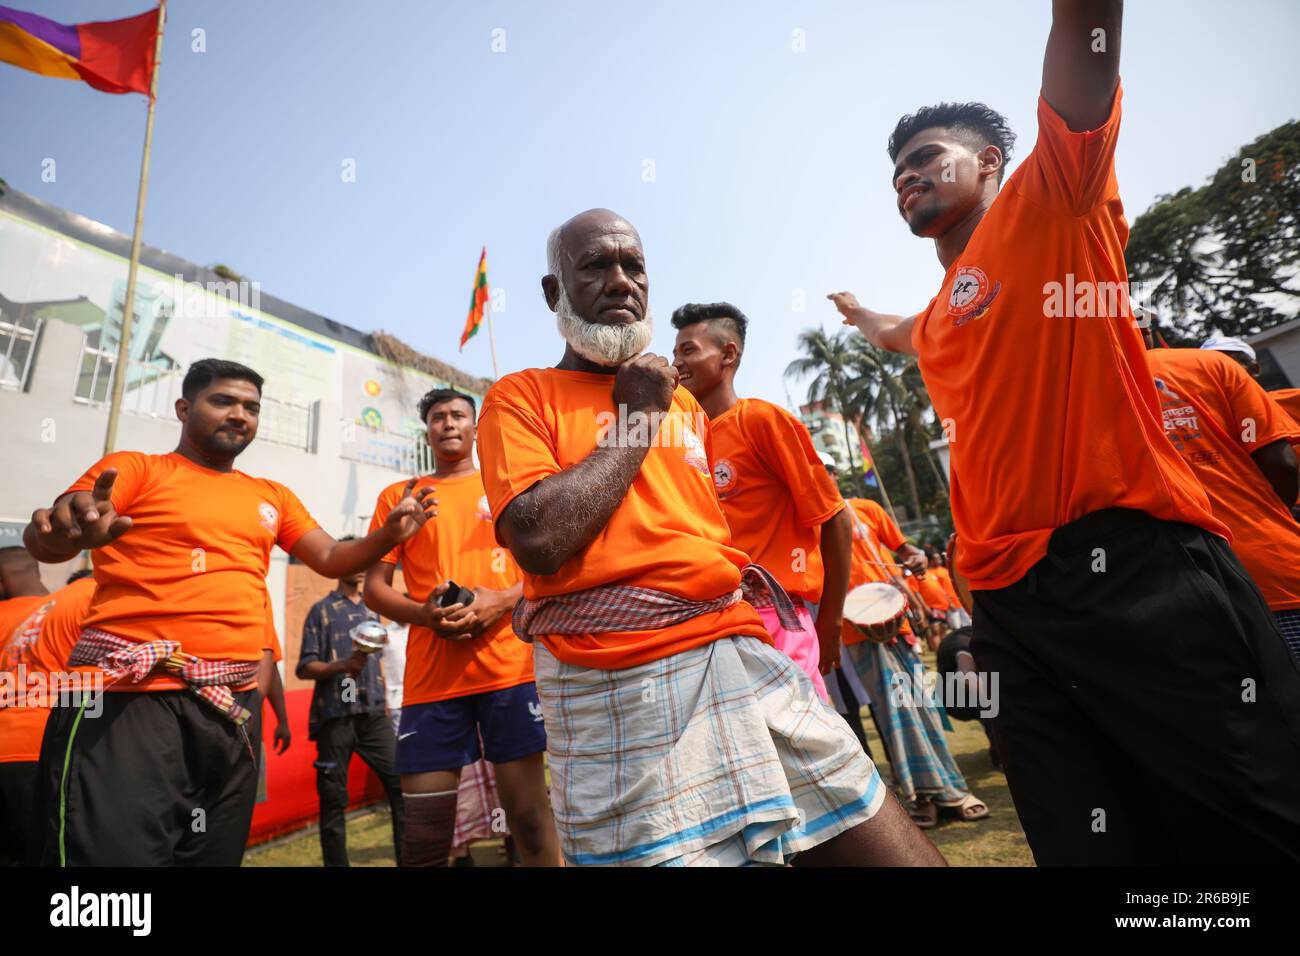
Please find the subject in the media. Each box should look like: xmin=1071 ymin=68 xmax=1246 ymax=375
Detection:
xmin=0 ymin=577 xmax=97 ymax=763
xmin=911 ymin=85 xmax=1227 ymax=590
xmin=478 ymin=368 xmax=770 ymax=670
xmin=1147 ymin=348 xmax=1300 ymax=609
xmin=842 ymin=497 xmax=915 ymax=647
xmin=369 ymin=471 xmax=533 ymax=705
xmin=65 ymin=451 xmax=319 ymax=690
xmin=709 ymin=398 xmax=845 ymax=602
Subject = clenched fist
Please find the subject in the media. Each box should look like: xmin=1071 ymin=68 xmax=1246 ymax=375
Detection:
xmin=613 ymin=353 xmax=679 ymax=415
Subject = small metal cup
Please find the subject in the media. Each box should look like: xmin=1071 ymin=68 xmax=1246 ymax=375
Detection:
xmin=350 ymin=619 xmax=389 ymax=655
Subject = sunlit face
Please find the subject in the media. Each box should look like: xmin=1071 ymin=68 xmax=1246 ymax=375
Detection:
xmin=424 ymin=397 xmax=476 ymax=463
xmin=177 ymin=378 xmax=261 ymax=458
xmin=672 ymin=324 xmax=733 ymax=398
xmin=546 ymin=213 xmax=654 ymax=366
xmin=891 ymin=127 xmax=998 ymax=238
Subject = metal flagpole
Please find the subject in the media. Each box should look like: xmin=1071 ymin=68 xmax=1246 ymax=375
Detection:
xmin=102 ymin=0 xmax=167 ymax=456
xmin=484 ymin=274 xmax=500 ymax=380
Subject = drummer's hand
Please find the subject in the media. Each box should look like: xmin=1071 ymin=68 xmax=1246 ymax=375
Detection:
xmin=901 ymin=547 xmax=927 ymax=578
xmin=815 ymin=611 xmax=843 ymax=674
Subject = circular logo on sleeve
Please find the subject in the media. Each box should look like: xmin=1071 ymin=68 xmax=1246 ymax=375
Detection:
xmin=257 ymin=502 xmax=280 ymax=532
xmin=947 ymin=266 xmax=1001 ymax=325
xmin=713 ymin=458 xmax=737 ymax=497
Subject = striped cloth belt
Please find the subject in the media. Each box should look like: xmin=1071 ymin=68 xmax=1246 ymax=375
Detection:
xmin=512 ymin=563 xmax=806 ymax=642
xmin=68 ymin=628 xmax=260 ymax=727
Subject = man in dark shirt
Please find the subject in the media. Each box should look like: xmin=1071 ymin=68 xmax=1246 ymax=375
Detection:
xmin=297 ymin=546 xmax=405 ymax=866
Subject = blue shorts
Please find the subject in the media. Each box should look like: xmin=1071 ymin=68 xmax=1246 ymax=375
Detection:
xmin=394 ymin=682 xmax=547 ymax=774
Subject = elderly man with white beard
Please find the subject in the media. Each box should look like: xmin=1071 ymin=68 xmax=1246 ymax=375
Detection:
xmin=475 ymin=208 xmax=944 ymax=866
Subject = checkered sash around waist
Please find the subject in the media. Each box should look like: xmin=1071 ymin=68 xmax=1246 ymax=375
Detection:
xmin=68 ymin=628 xmax=260 ymax=726
xmin=511 ymin=563 xmax=805 ymax=643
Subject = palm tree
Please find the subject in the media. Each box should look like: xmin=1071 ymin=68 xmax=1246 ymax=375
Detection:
xmin=841 ymin=337 xmax=949 ymax=523
xmin=784 ymin=329 xmax=901 ymax=524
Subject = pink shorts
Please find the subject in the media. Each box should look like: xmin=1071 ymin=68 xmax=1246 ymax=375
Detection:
xmin=756 ymin=604 xmax=828 ymax=703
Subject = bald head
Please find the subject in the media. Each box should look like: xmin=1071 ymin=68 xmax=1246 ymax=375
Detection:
xmin=543 ymin=208 xmax=653 ymax=366
xmin=0 ymin=546 xmax=46 ymax=600
xmin=546 ymin=208 xmax=641 ymax=279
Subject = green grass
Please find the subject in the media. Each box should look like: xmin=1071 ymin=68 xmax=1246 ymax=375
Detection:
xmin=244 ymin=810 xmax=509 ymax=867
xmin=246 ymin=693 xmax=1034 ymax=867
xmin=865 ymin=709 xmax=1034 ymax=866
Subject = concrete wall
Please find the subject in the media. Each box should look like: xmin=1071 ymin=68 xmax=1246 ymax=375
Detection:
xmin=1 ymin=318 xmax=429 ymax=659
xmin=1253 ymin=326 xmax=1300 ymax=389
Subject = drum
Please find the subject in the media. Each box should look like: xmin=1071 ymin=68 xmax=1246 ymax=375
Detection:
xmin=350 ymin=619 xmax=389 ymax=654
xmin=946 ymin=533 xmax=974 ymax=615
xmin=844 ymin=581 xmax=908 ymax=642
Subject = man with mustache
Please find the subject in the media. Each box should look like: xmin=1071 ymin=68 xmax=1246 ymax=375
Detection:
xmin=475 ymin=208 xmax=943 ymax=866
xmin=22 ymin=358 xmax=435 ymax=865
xmin=363 ymin=387 xmax=562 ymax=867
xmin=831 ymin=0 xmax=1300 ymax=864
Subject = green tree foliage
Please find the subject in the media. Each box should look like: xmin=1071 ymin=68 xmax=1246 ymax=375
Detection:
xmin=1128 ymin=120 xmax=1299 ymax=342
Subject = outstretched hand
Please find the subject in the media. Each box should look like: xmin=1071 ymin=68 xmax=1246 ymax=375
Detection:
xmin=383 ymin=477 xmax=437 ymax=543
xmin=828 ymin=291 xmax=871 ymax=333
xmin=30 ymin=468 xmax=133 ymax=551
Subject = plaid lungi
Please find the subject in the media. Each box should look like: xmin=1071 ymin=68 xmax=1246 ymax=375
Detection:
xmin=533 ymin=634 xmax=885 ymax=866
xmin=451 ymin=756 xmax=508 ymax=857
xmin=843 ymin=639 xmax=968 ymax=805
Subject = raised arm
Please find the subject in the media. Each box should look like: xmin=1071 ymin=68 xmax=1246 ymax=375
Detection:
xmin=24 ymin=468 xmax=133 ymax=563
xmin=497 ymin=354 xmax=678 ymax=576
xmin=1042 ymin=0 xmax=1123 ymax=133
xmin=291 ymin=478 xmax=436 ymax=579
xmin=828 ymin=293 xmax=917 ymax=356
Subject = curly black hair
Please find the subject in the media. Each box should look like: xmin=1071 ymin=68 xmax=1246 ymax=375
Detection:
xmin=888 ymin=103 xmax=1016 ymax=182
xmin=670 ymin=302 xmax=748 ymax=351
xmin=417 ymin=387 xmax=476 ymax=424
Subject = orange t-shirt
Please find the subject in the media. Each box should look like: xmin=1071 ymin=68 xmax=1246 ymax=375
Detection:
xmin=65 ymin=451 xmax=319 ymax=689
xmin=0 ymin=595 xmax=49 ymax=668
xmin=911 ymin=85 xmax=1226 ymax=590
xmin=842 ymin=497 xmax=915 ymax=647
xmin=1147 ymin=348 xmax=1300 ymax=609
xmin=369 ymin=471 xmax=533 ymax=705
xmin=931 ymin=566 xmax=963 ymax=609
xmin=478 ymin=368 xmax=770 ymax=670
xmin=916 ymin=572 xmax=949 ymax=611
xmin=0 ymin=578 xmax=97 ymax=763
xmin=710 ymin=398 xmax=845 ymax=602
xmin=1267 ymin=388 xmax=1300 ymax=449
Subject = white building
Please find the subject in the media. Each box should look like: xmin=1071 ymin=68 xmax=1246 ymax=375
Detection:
xmin=0 ymin=185 xmax=490 ymax=678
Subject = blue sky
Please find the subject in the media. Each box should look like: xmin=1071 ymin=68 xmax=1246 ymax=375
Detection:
xmin=3 ymin=0 xmax=1297 ymax=408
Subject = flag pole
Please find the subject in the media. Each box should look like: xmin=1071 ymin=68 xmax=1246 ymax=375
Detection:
xmin=484 ymin=278 xmax=500 ymax=380
xmin=103 ymin=0 xmax=166 ymax=456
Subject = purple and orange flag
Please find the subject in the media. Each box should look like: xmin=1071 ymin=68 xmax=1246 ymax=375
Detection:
xmin=0 ymin=4 xmax=159 ymax=95
xmin=460 ymin=247 xmax=489 ymax=350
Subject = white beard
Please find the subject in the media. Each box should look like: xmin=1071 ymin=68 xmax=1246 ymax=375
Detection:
xmin=555 ymin=287 xmax=654 ymax=366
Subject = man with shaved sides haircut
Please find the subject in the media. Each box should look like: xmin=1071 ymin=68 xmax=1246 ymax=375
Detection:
xmin=671 ymin=301 xmax=852 ymax=703
xmin=22 ymin=357 xmax=438 ymax=865
xmin=477 ymin=208 xmax=943 ymax=866
xmin=831 ymin=1 xmax=1300 ymax=864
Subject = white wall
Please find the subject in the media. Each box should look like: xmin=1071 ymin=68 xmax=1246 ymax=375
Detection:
xmin=1 ymin=319 xmax=425 ymax=625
